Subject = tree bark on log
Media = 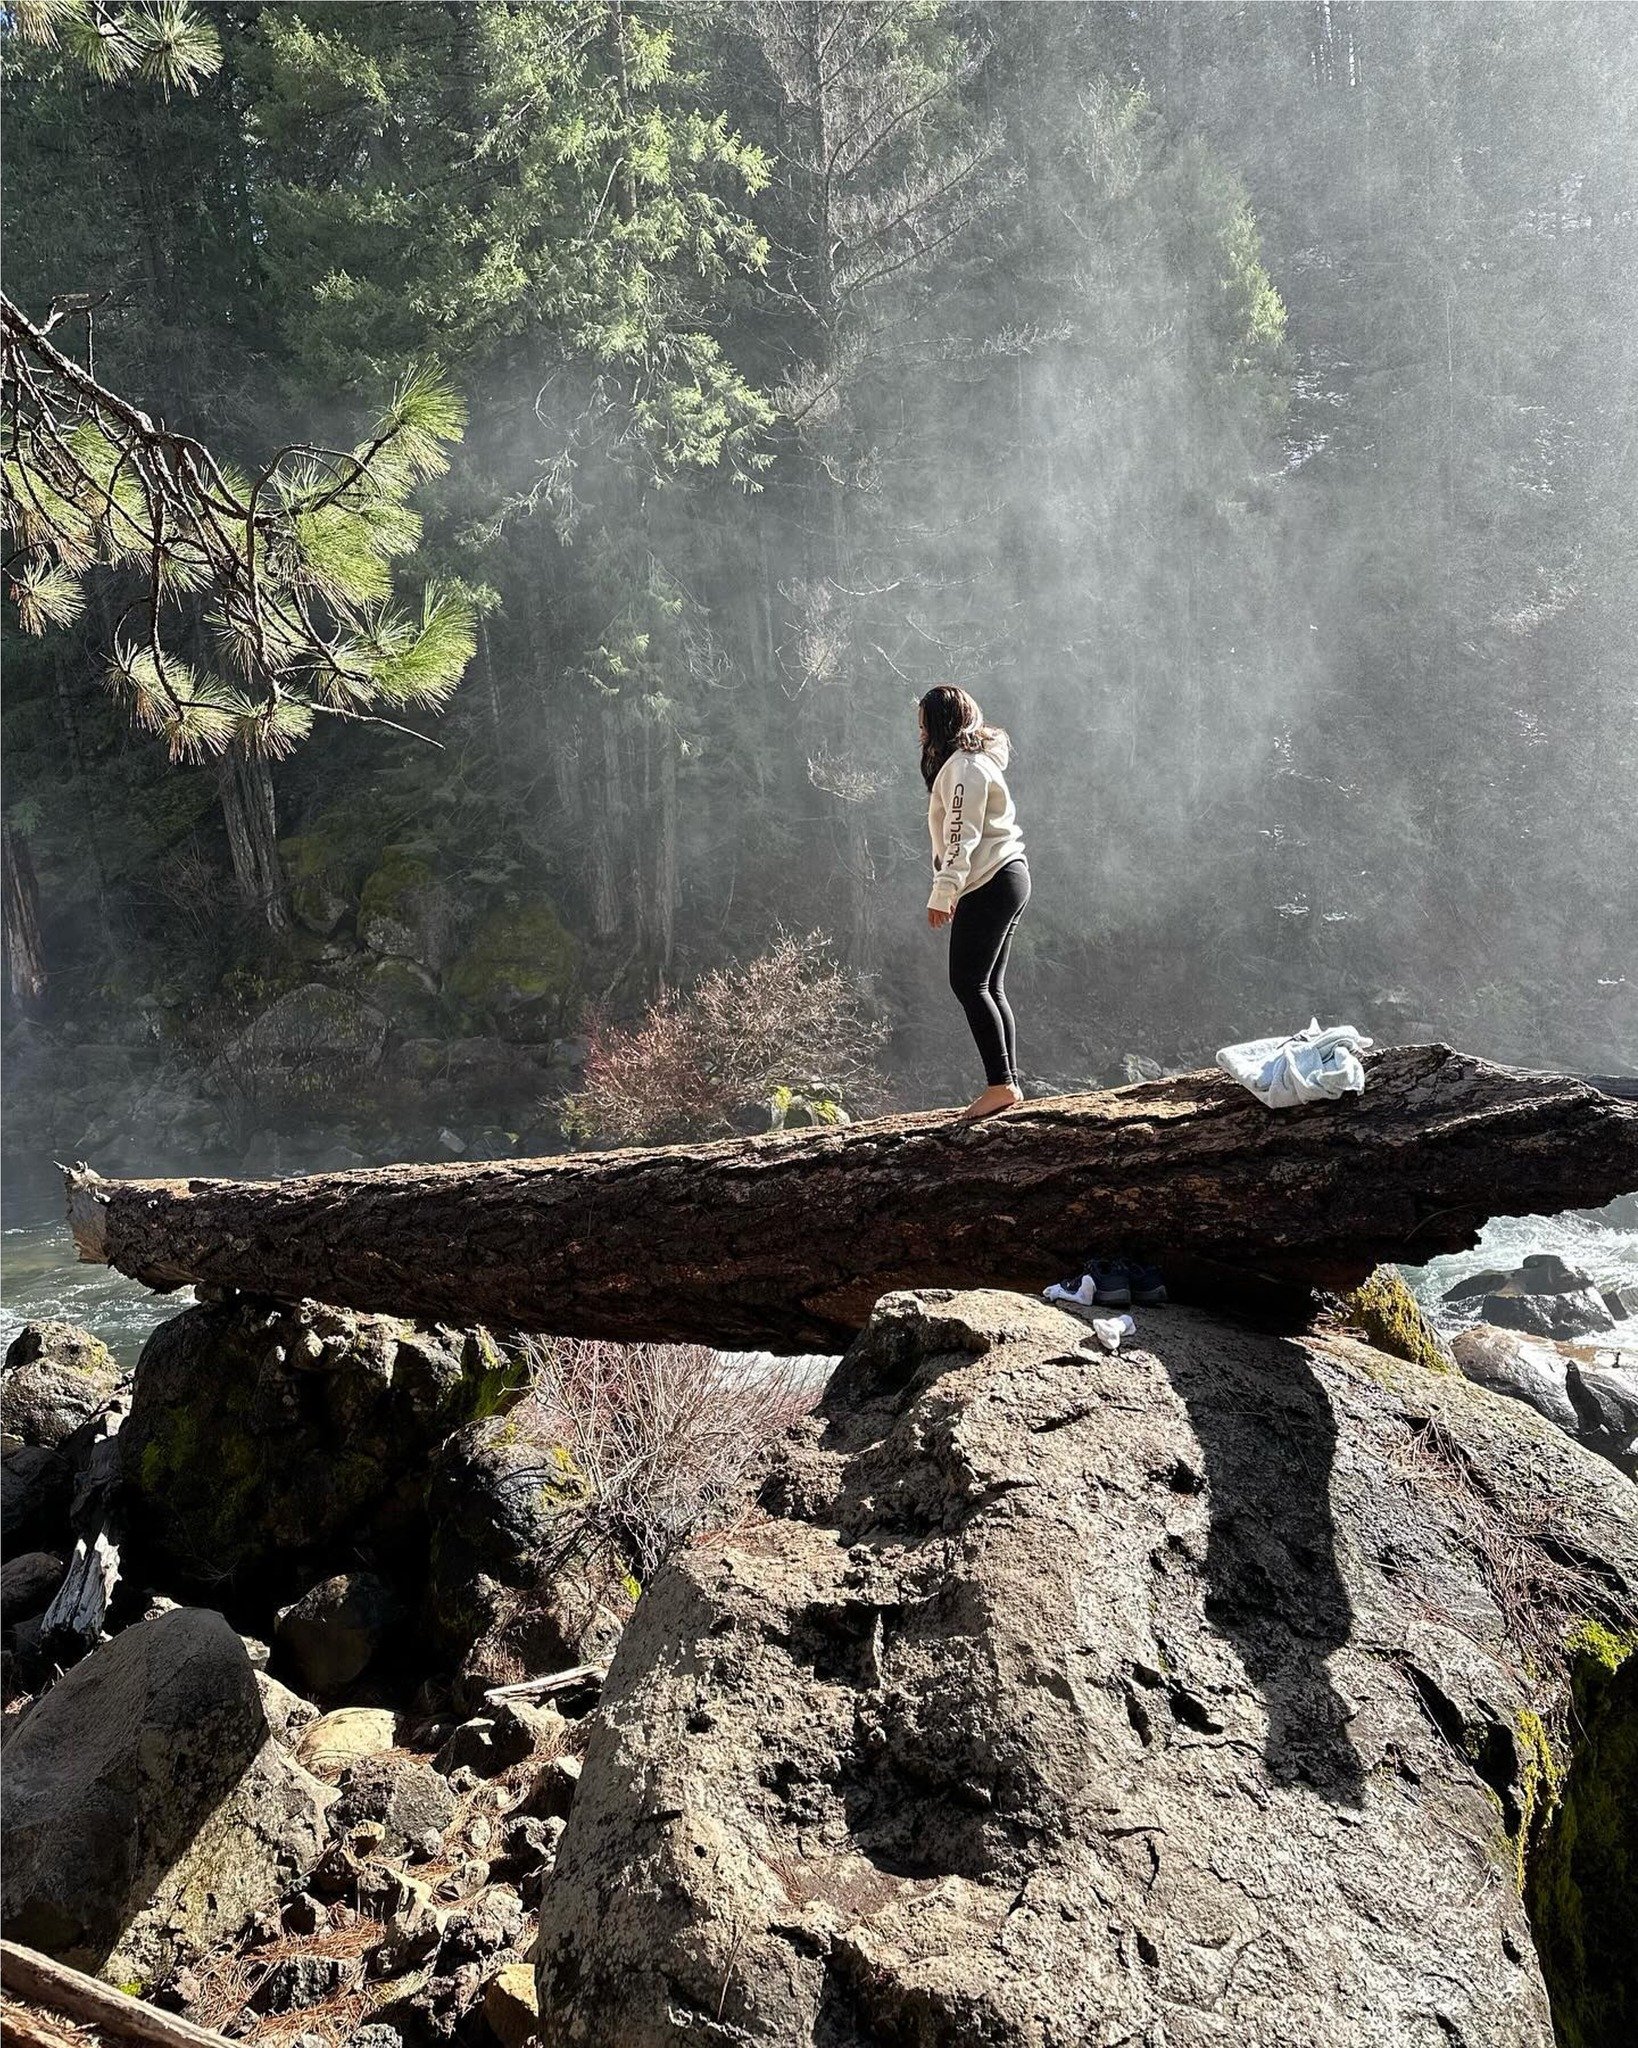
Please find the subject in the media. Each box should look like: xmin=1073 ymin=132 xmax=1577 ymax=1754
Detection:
xmin=64 ymin=1045 xmax=1638 ymax=1352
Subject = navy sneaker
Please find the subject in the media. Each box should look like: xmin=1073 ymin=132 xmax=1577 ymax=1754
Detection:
xmin=1087 ymin=1260 xmax=1133 ymax=1308
xmin=1129 ymin=1264 xmax=1168 ymax=1305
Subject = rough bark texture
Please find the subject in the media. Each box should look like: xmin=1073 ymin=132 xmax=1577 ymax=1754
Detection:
xmin=64 ymin=1047 xmax=1638 ymax=1351
xmin=533 ymin=1288 xmax=1638 ymax=2048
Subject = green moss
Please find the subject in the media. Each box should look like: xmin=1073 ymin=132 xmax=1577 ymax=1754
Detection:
xmin=279 ymin=805 xmax=378 ymax=884
xmin=1526 ymin=1631 xmax=1638 ymax=2048
xmin=1343 ymin=1267 xmax=1455 ymax=1375
xmin=1565 ymin=1619 xmax=1638 ymax=1674
xmin=1514 ymin=1707 xmax=1563 ymax=1890
xmin=621 ymin=1571 xmax=642 ymax=1603
xmin=445 ymin=897 xmax=577 ymax=1010
xmin=467 ymin=1366 xmax=527 ymax=1421
xmin=359 ymin=847 xmax=436 ymax=923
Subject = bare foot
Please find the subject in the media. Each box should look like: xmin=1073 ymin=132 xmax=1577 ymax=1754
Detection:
xmin=959 ymin=1082 xmax=1024 ymax=1121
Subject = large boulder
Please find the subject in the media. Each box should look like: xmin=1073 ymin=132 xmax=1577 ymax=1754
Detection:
xmin=0 ymin=1442 xmax=73 ymax=1552
xmin=230 ymin=983 xmax=391 ymax=1080
xmin=535 ymin=1289 xmax=1638 ymax=2047
xmin=1 ymin=1551 xmax=65 ymax=1626
xmin=1451 ymin=1325 xmax=1638 ymax=1476
xmin=1445 ymin=1254 xmax=1618 ymax=1340
xmin=424 ymin=1399 xmax=631 ymax=1710
xmin=121 ymin=1299 xmax=526 ymax=1600
xmin=0 ymin=1607 xmax=331 ymax=1986
xmin=357 ymin=849 xmax=455 ymax=968
xmin=2 ymin=1322 xmax=122 ymax=1447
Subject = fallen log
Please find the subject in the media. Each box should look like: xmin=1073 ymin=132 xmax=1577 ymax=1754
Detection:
xmin=0 ymin=1942 xmax=239 ymax=2048
xmin=64 ymin=1045 xmax=1638 ymax=1352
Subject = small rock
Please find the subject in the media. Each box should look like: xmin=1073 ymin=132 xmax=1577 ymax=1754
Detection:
xmin=292 ymin=2034 xmax=327 ymax=2048
xmin=257 ymin=1670 xmax=321 ymax=1744
xmin=523 ymin=1751 xmax=582 ymax=1821
xmin=297 ymin=1706 xmax=401 ymax=1779
xmin=275 ymin=1572 xmax=399 ymax=1696
xmin=1 ymin=1551 xmax=64 ymax=1626
xmin=1603 ymin=1284 xmax=1637 ymax=1322
xmin=238 ymin=1635 xmax=271 ymax=1670
xmin=330 ymin=1754 xmax=458 ymax=1857
xmin=346 ymin=2027 xmax=404 ymax=2048
xmin=495 ymin=1814 xmax=562 ymax=1878
xmin=282 ymin=1892 xmax=325 ymax=1936
xmin=437 ymin=1886 xmax=525 ymax=1967
xmin=152 ymin=1967 xmax=204 ymax=2013
xmin=310 ymin=1842 xmax=364 ymax=1897
xmin=372 ymin=1875 xmax=444 ymax=1972
xmin=482 ymin=1963 xmax=539 ymax=2048
xmin=458 ymin=1856 xmax=491 ymax=1893
xmin=434 ymin=1699 xmax=563 ymax=1779
xmin=357 ymin=1860 xmax=413 ymax=1913
xmin=251 ymin=1953 xmax=357 ymax=2013
xmin=411 ymin=1825 xmax=446 ymax=1862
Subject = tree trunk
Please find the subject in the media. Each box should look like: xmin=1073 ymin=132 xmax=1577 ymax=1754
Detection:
xmin=65 ymin=1047 xmax=1638 ymax=1352
xmin=2 ymin=824 xmax=48 ymax=1004
xmin=216 ymin=747 xmax=289 ymax=930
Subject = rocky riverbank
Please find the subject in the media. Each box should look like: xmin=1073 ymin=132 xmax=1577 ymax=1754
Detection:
xmin=3 ymin=1275 xmax=1636 ymax=2047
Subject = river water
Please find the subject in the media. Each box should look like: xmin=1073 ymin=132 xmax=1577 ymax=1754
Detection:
xmin=3 ymin=1158 xmax=1633 ymax=1374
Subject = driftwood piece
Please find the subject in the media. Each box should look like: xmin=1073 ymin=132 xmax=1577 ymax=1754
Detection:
xmin=483 ymin=1662 xmax=609 ymax=1706
xmin=63 ymin=1046 xmax=1638 ymax=1352
xmin=0 ymin=1943 xmax=237 ymax=2048
xmin=39 ymin=1530 xmax=120 ymax=1648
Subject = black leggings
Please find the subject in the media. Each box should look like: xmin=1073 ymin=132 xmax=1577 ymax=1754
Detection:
xmin=948 ymin=859 xmax=1030 ymax=1087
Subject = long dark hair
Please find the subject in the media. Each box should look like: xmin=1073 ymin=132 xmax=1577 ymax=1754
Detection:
xmin=918 ymin=685 xmax=1009 ymax=790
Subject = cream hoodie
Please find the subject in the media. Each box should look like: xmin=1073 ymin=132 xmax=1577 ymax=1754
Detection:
xmin=926 ymin=734 xmax=1026 ymax=913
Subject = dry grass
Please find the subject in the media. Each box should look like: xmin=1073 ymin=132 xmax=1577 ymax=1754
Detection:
xmin=1386 ymin=1411 xmax=1638 ymax=1730
xmin=527 ymin=1338 xmax=818 ymax=1581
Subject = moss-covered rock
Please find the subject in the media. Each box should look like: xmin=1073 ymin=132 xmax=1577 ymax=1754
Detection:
xmin=2 ymin=1321 xmax=122 ymax=1448
xmin=279 ymin=807 xmax=377 ymax=938
xmin=358 ymin=848 xmax=452 ymax=966
xmin=424 ymin=1400 xmax=632 ymax=1710
xmin=350 ymin=955 xmax=447 ymax=1034
xmin=1340 ymin=1266 xmax=1456 ymax=1375
xmin=445 ymin=899 xmax=577 ymax=1022
xmin=238 ymin=982 xmax=391 ymax=1071
xmin=121 ymin=1300 xmax=528 ymax=1604
xmin=1527 ymin=1626 xmax=1638 ymax=2048
xmin=0 ymin=1609 xmax=331 ymax=1985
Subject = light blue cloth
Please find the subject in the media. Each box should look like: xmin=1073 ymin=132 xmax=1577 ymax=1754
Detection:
xmin=1215 ymin=1018 xmax=1372 ymax=1109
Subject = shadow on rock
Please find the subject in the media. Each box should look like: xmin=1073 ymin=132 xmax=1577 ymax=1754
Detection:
xmin=1156 ymin=1328 xmax=1365 ymax=1804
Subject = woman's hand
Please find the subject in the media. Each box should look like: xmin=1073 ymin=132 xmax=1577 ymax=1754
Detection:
xmin=927 ymin=906 xmax=952 ymax=930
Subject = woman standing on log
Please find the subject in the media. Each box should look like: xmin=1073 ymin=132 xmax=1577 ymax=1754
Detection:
xmin=920 ymin=685 xmax=1031 ymax=1119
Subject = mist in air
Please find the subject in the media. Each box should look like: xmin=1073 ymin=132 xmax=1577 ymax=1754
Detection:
xmin=3 ymin=0 xmax=1634 ymax=1198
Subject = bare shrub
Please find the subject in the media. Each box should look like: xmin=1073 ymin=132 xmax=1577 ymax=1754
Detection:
xmin=560 ymin=930 xmax=886 ymax=1145
xmin=526 ymin=1337 xmax=821 ymax=1582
